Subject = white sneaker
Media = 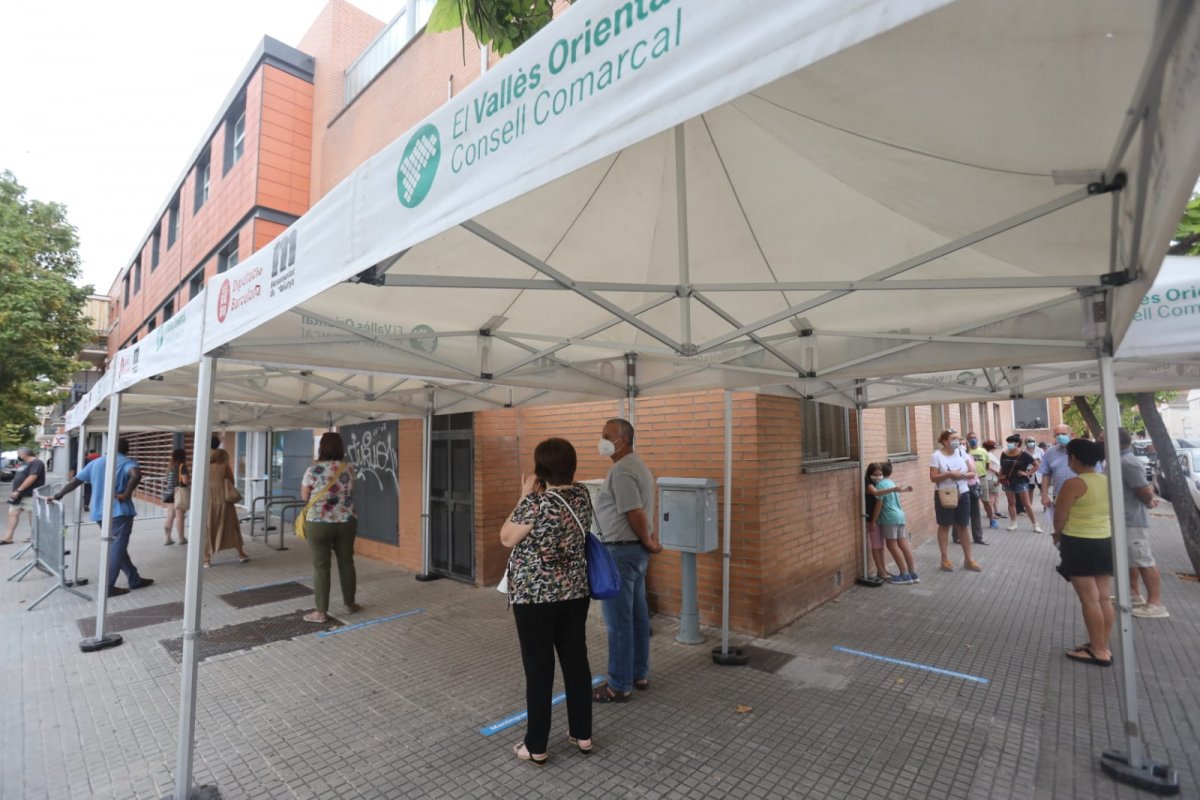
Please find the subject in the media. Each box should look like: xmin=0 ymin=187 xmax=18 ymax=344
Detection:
xmin=1033 ymin=525 xmax=1044 ymax=534
xmin=1131 ymin=604 xmax=1170 ymax=619
xmin=1007 ymin=523 xmax=1018 ymax=531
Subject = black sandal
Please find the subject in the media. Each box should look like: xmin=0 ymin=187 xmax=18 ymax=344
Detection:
xmin=592 ymin=685 xmax=630 ymax=703
xmin=633 ymin=679 xmax=650 ymax=691
xmin=1065 ymin=645 xmax=1112 ymax=667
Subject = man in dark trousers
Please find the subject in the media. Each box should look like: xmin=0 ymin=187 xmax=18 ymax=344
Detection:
xmin=2 ymin=447 xmax=47 ymax=544
xmin=54 ymin=439 xmax=152 ymax=596
xmin=593 ymin=418 xmax=663 ymax=703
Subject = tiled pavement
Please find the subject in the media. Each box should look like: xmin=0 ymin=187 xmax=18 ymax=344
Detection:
xmin=1 ymin=508 xmax=1197 ymax=799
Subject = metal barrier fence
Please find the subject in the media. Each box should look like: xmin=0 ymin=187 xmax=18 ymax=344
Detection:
xmin=10 ymin=486 xmax=89 ymax=610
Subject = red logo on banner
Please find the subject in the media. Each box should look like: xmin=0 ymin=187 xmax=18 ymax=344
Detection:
xmin=217 ymin=279 xmax=231 ymax=323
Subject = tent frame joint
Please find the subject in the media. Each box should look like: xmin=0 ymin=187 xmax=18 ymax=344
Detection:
xmin=1101 ymin=270 xmax=1136 ymax=287
xmin=1089 ymin=171 xmax=1127 ymax=196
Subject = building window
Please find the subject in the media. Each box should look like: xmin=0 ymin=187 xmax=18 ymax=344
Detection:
xmin=217 ymin=236 xmax=239 ymax=273
xmin=931 ymin=404 xmax=947 ymax=439
xmin=188 ymin=270 xmax=204 ymax=300
xmin=978 ymin=402 xmax=989 ymax=440
xmin=801 ymin=400 xmax=850 ymax=462
xmin=151 ymin=229 xmax=161 ymax=270
xmin=168 ymin=195 xmax=180 ymax=247
xmin=958 ymin=403 xmax=971 ymax=434
xmin=224 ymin=95 xmax=247 ymax=174
xmin=194 ymin=147 xmax=211 ymax=213
xmin=133 ymin=257 xmax=141 ymax=295
xmin=147 ymin=315 xmax=157 ymax=333
xmin=993 ymin=404 xmax=1002 ymax=440
xmin=886 ymin=406 xmax=913 ymax=456
xmin=1013 ymin=398 xmax=1048 ymax=430
xmin=122 ymin=273 xmax=131 ymax=307
xmin=163 ymin=297 xmax=174 ymax=321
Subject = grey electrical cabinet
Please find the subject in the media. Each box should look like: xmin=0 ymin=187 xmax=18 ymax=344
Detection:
xmin=657 ymin=477 xmax=719 ymax=553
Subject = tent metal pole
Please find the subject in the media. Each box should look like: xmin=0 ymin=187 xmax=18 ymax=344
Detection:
xmin=415 ymin=389 xmax=440 ymax=582
xmin=675 ymin=123 xmax=692 ymax=350
xmin=856 ymin=398 xmax=870 ymax=581
xmin=70 ymin=423 xmax=88 ymax=587
xmin=170 ymin=355 xmax=218 ymax=800
xmin=625 ymin=353 xmax=637 ymax=427
xmin=79 ymin=393 xmax=123 ymax=653
xmin=721 ymin=391 xmax=731 ymax=653
xmin=1095 ymin=353 xmax=1182 ymax=793
xmin=1099 ymin=356 xmax=1142 ymax=765
xmin=712 ymin=391 xmax=746 ymax=665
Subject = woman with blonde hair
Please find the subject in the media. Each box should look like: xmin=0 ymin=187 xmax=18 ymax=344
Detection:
xmin=203 ymin=448 xmax=249 ymax=568
xmin=162 ymin=447 xmax=189 ymax=546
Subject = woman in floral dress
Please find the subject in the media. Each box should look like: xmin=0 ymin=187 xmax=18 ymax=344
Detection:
xmin=300 ymin=432 xmax=359 ymax=623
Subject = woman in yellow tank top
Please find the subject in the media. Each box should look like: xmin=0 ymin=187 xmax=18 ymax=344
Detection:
xmin=1052 ymin=439 xmax=1113 ymax=667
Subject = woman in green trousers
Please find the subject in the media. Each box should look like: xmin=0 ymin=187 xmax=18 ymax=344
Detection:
xmin=301 ymin=432 xmax=361 ymax=623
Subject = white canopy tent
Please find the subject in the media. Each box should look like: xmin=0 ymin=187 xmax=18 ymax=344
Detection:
xmin=62 ymin=1 xmax=1200 ymax=796
xmin=762 ymin=255 xmax=1200 ymax=409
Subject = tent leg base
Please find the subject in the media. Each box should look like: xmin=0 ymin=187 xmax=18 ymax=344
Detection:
xmin=856 ymin=576 xmax=886 ymax=588
xmin=65 ymin=577 xmax=89 ymax=587
xmin=711 ymin=646 xmax=748 ymax=666
xmin=1101 ymin=751 xmax=1180 ymax=796
xmin=414 ymin=573 xmax=442 ymax=582
xmin=161 ymin=784 xmax=222 ymax=800
xmin=80 ymin=633 xmax=124 ymax=653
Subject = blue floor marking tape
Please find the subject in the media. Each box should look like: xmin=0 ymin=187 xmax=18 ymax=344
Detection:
xmin=316 ymin=608 xmax=425 ymax=638
xmin=235 ymin=576 xmax=311 ymax=592
xmin=832 ymin=645 xmax=990 ymax=685
xmin=479 ymin=676 xmax=606 ymax=736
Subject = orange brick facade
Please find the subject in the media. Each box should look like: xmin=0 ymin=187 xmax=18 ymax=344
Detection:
xmin=100 ymin=1 xmax=1065 ymax=638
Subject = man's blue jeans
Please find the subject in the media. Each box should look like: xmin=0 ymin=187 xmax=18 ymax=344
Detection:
xmin=107 ymin=515 xmax=143 ymax=591
xmin=600 ymin=544 xmax=650 ymax=693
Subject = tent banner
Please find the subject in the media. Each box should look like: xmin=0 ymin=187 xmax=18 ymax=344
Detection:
xmin=64 ymin=371 xmax=113 ymax=432
xmin=201 ymin=0 xmax=950 ymax=352
xmin=111 ymin=290 xmax=207 ymax=394
xmin=1116 ymin=256 xmax=1200 ymax=358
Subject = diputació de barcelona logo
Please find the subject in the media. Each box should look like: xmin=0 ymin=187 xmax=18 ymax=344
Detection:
xmin=397 ymin=124 xmax=440 ymax=208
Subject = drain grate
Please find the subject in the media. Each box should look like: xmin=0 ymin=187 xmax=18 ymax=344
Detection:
xmin=77 ymin=602 xmax=184 ymax=637
xmin=219 ymin=581 xmax=312 ymax=609
xmin=738 ymin=644 xmax=797 ymax=674
xmin=160 ymin=611 xmax=342 ymax=663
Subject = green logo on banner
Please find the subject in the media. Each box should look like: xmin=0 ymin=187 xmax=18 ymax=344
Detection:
xmin=397 ymin=124 xmax=441 ymax=208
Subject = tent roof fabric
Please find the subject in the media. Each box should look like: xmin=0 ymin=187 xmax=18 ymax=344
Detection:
xmin=66 ymin=0 xmax=1200 ymax=432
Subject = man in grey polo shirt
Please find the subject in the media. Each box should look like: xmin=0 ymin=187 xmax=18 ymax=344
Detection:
xmin=1118 ymin=428 xmax=1169 ymax=618
xmin=593 ymin=418 xmax=662 ymax=703
xmin=1038 ymin=423 xmax=1078 ymax=534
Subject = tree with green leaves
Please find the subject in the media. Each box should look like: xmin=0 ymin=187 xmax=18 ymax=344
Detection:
xmin=1168 ymin=193 xmax=1200 ymax=255
xmin=427 ymin=0 xmax=571 ymax=55
xmin=0 ymin=171 xmax=92 ymax=450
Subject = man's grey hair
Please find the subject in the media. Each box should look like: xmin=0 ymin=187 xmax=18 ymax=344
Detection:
xmin=607 ymin=418 xmax=635 ymax=447
xmin=1118 ymin=428 xmax=1134 ymax=447
xmin=16 ymin=447 xmax=34 ymax=458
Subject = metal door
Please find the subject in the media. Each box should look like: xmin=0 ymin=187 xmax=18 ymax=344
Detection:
xmin=429 ymin=413 xmax=474 ymax=580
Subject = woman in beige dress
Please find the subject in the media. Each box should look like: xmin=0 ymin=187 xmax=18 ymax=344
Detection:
xmin=203 ymin=448 xmax=249 ymax=567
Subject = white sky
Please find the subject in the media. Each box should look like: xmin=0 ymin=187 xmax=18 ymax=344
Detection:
xmin=0 ymin=0 xmax=402 ymax=295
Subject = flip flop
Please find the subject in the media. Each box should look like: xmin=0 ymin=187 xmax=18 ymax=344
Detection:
xmin=1065 ymin=646 xmax=1111 ymax=667
xmin=633 ymin=679 xmax=650 ymax=691
xmin=513 ymin=742 xmax=547 ymax=765
xmin=0 ymin=540 xmax=12 ymax=546
xmin=303 ymin=612 xmax=329 ymax=623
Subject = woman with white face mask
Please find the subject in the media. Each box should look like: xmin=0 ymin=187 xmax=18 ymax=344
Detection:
xmin=928 ymin=430 xmax=980 ymax=573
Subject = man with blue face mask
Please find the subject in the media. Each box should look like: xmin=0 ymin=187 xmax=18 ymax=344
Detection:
xmin=1038 ymin=423 xmax=1080 ymax=534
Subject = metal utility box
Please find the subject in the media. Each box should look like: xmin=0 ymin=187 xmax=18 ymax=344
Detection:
xmin=657 ymin=477 xmax=719 ymax=553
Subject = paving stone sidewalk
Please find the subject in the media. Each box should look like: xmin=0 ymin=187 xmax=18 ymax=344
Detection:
xmin=1 ymin=508 xmax=1196 ymax=799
